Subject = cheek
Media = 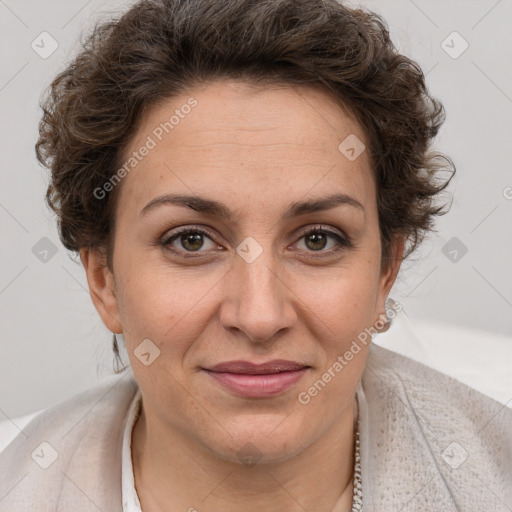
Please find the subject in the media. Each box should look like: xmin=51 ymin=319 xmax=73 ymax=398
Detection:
xmin=114 ymin=258 xmax=219 ymax=355
xmin=293 ymin=268 xmax=378 ymax=412
xmin=294 ymin=261 xmax=381 ymax=338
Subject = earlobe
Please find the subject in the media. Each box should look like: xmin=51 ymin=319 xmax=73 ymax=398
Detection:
xmin=375 ymin=236 xmax=406 ymax=329
xmin=380 ymin=235 xmax=405 ymax=291
xmin=80 ymin=248 xmax=123 ymax=334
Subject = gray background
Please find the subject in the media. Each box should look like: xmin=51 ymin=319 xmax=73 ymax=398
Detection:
xmin=1 ymin=0 xmax=511 ymax=418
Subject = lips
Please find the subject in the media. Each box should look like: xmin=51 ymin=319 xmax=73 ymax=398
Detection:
xmin=208 ymin=359 xmax=308 ymax=374
xmin=203 ymin=359 xmax=310 ymax=398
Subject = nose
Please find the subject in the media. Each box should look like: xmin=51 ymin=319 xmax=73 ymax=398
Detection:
xmin=219 ymin=248 xmax=297 ymax=344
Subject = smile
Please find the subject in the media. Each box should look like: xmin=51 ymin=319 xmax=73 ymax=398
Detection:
xmin=203 ymin=360 xmax=310 ymax=398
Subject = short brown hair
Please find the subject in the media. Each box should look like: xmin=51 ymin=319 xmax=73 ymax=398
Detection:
xmin=36 ymin=0 xmax=455 ymax=270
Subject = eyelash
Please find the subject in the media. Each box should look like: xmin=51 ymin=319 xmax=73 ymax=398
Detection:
xmin=159 ymin=225 xmax=352 ymax=260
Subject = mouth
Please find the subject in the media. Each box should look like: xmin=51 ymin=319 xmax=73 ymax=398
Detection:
xmin=202 ymin=359 xmax=310 ymax=398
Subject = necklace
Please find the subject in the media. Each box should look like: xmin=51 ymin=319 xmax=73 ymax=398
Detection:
xmin=351 ymin=417 xmax=363 ymax=511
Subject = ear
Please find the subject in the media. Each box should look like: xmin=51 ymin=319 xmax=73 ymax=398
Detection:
xmin=80 ymin=248 xmax=123 ymax=333
xmin=374 ymin=235 xmax=406 ymax=326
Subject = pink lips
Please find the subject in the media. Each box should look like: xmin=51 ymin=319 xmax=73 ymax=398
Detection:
xmin=204 ymin=360 xmax=309 ymax=398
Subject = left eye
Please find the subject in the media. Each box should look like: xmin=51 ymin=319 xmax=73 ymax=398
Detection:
xmin=296 ymin=227 xmax=347 ymax=252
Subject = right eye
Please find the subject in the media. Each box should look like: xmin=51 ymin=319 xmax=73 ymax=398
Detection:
xmin=160 ymin=226 xmax=224 ymax=258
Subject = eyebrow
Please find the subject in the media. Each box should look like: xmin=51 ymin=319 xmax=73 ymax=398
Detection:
xmin=140 ymin=192 xmax=364 ymax=220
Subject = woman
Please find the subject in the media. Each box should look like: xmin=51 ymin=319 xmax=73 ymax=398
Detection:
xmin=1 ymin=0 xmax=510 ymax=510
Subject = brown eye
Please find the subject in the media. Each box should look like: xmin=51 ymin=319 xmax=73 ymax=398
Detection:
xmin=161 ymin=228 xmax=220 ymax=255
xmin=179 ymin=232 xmax=206 ymax=251
xmin=305 ymin=231 xmax=329 ymax=251
xmin=297 ymin=227 xmax=350 ymax=255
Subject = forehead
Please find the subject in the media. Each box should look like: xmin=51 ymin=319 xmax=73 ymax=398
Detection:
xmin=115 ymin=79 xmax=376 ymax=219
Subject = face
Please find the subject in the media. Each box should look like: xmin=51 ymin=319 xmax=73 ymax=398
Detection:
xmin=84 ymin=79 xmax=402 ymax=464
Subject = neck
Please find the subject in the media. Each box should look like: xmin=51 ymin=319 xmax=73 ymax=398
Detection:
xmin=132 ymin=398 xmax=358 ymax=512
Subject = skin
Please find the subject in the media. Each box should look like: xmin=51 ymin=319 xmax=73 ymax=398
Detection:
xmin=81 ymin=79 xmax=404 ymax=512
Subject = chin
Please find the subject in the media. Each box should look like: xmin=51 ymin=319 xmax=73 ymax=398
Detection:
xmin=202 ymin=415 xmax=312 ymax=466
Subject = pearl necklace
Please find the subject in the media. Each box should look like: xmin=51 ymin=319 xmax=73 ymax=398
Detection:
xmin=351 ymin=418 xmax=363 ymax=511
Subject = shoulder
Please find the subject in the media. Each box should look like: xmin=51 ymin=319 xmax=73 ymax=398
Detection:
xmin=0 ymin=372 xmax=138 ymax=453
xmin=364 ymin=343 xmax=512 ymax=441
xmin=3 ymin=371 xmax=138 ymax=445
xmin=362 ymin=343 xmax=512 ymax=509
xmin=365 ymin=342 xmax=511 ymax=426
xmin=0 ymin=371 xmax=139 ymax=511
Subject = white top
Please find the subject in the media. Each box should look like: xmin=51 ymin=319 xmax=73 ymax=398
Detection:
xmin=122 ymin=388 xmax=143 ymax=512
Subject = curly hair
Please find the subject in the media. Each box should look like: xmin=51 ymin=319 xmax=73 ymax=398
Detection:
xmin=36 ymin=0 xmax=455 ymax=328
